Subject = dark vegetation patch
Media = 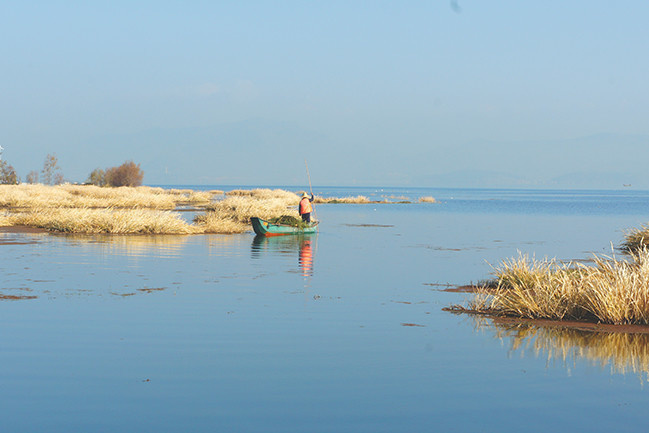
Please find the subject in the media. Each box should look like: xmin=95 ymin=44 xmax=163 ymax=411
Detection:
xmin=137 ymin=287 xmax=167 ymax=293
xmin=0 ymin=288 xmax=37 ymax=301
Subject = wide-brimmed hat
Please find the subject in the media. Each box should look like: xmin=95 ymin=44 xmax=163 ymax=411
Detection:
xmin=301 ymin=192 xmax=309 ymax=198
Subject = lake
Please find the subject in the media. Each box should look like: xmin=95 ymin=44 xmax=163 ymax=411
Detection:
xmin=2 ymin=187 xmax=649 ymax=432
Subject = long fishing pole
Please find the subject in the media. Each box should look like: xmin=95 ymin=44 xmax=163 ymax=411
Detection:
xmin=304 ymin=158 xmax=317 ymax=221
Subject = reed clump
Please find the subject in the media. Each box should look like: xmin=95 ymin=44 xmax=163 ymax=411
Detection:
xmin=418 ymin=196 xmax=437 ymax=203
xmin=464 ymin=251 xmax=649 ymax=325
xmin=195 ymin=189 xmax=301 ymax=234
xmin=622 ymin=225 xmax=649 ymax=253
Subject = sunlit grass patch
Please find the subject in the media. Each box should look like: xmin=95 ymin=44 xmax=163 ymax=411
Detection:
xmin=622 ymin=225 xmax=649 ymax=253
xmin=194 ymin=189 xmax=301 ymax=234
xmin=314 ymin=195 xmax=371 ymax=204
xmin=457 ymin=251 xmax=649 ymax=325
xmin=9 ymin=207 xmax=199 ymax=234
xmin=0 ymin=184 xmax=222 ymax=209
xmin=418 ymin=196 xmax=437 ymax=203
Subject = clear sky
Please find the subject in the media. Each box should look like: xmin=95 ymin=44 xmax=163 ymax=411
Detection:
xmin=2 ymin=1 xmax=649 ymax=188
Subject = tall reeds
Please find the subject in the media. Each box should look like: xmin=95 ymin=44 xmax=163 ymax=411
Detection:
xmin=465 ymin=251 xmax=649 ymax=325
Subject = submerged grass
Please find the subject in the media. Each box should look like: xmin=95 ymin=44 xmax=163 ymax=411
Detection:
xmin=460 ymin=251 xmax=649 ymax=325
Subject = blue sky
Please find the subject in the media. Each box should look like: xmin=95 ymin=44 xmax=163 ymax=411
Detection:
xmin=2 ymin=1 xmax=649 ymax=188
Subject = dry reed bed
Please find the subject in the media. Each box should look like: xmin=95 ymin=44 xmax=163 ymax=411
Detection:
xmin=0 ymin=184 xmax=221 ymax=209
xmin=9 ymin=208 xmax=199 ymax=234
xmin=198 ymin=190 xmax=301 ymax=233
xmin=0 ymin=186 xmax=430 ymax=234
xmin=0 ymin=186 xmax=296 ymax=234
xmin=457 ymin=251 xmax=649 ymax=325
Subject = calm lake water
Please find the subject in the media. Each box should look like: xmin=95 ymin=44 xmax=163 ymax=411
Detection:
xmin=2 ymin=187 xmax=649 ymax=432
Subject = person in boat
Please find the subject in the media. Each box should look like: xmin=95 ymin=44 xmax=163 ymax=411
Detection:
xmin=299 ymin=192 xmax=315 ymax=223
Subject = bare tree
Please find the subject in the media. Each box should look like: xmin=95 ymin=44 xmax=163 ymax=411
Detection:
xmin=0 ymin=160 xmax=19 ymax=184
xmin=54 ymin=172 xmax=65 ymax=185
xmin=26 ymin=171 xmax=39 ymax=184
xmin=41 ymin=153 xmax=63 ymax=185
xmin=86 ymin=168 xmax=106 ymax=186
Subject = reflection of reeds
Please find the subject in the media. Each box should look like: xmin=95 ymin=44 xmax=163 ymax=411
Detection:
xmin=69 ymin=233 xmax=192 ymax=257
xmin=474 ymin=317 xmax=649 ymax=379
xmin=466 ymin=251 xmax=649 ymax=325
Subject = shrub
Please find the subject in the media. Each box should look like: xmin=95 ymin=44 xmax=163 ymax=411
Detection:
xmin=105 ymin=161 xmax=144 ymax=187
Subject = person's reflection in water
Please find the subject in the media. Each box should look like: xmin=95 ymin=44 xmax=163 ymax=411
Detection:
xmin=299 ymin=238 xmax=314 ymax=277
xmin=250 ymin=234 xmax=316 ymax=278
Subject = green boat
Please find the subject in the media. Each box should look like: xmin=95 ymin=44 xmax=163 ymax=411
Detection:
xmin=250 ymin=217 xmax=318 ymax=237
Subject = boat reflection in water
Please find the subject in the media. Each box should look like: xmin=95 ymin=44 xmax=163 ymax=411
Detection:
xmin=473 ymin=316 xmax=649 ymax=380
xmin=251 ymin=234 xmax=317 ymax=277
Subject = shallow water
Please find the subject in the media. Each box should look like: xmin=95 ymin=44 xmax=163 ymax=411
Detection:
xmin=2 ymin=187 xmax=649 ymax=432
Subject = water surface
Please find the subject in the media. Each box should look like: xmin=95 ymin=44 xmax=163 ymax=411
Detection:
xmin=1 ymin=187 xmax=649 ymax=432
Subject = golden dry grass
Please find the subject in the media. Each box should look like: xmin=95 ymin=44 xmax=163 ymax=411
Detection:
xmin=8 ymin=208 xmax=200 ymax=234
xmin=418 ymin=196 xmax=437 ymax=203
xmin=226 ymin=188 xmax=299 ymax=201
xmin=0 ymin=184 xmax=221 ymax=209
xmin=196 ymin=189 xmax=301 ymax=233
xmin=464 ymin=251 xmax=649 ymax=325
xmin=0 ymin=186 xmax=298 ymax=234
xmin=193 ymin=212 xmax=250 ymax=234
xmin=622 ymin=225 xmax=649 ymax=253
xmin=0 ymin=185 xmax=408 ymax=234
xmin=314 ymin=196 xmax=371 ymax=204
xmin=475 ymin=317 xmax=649 ymax=379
